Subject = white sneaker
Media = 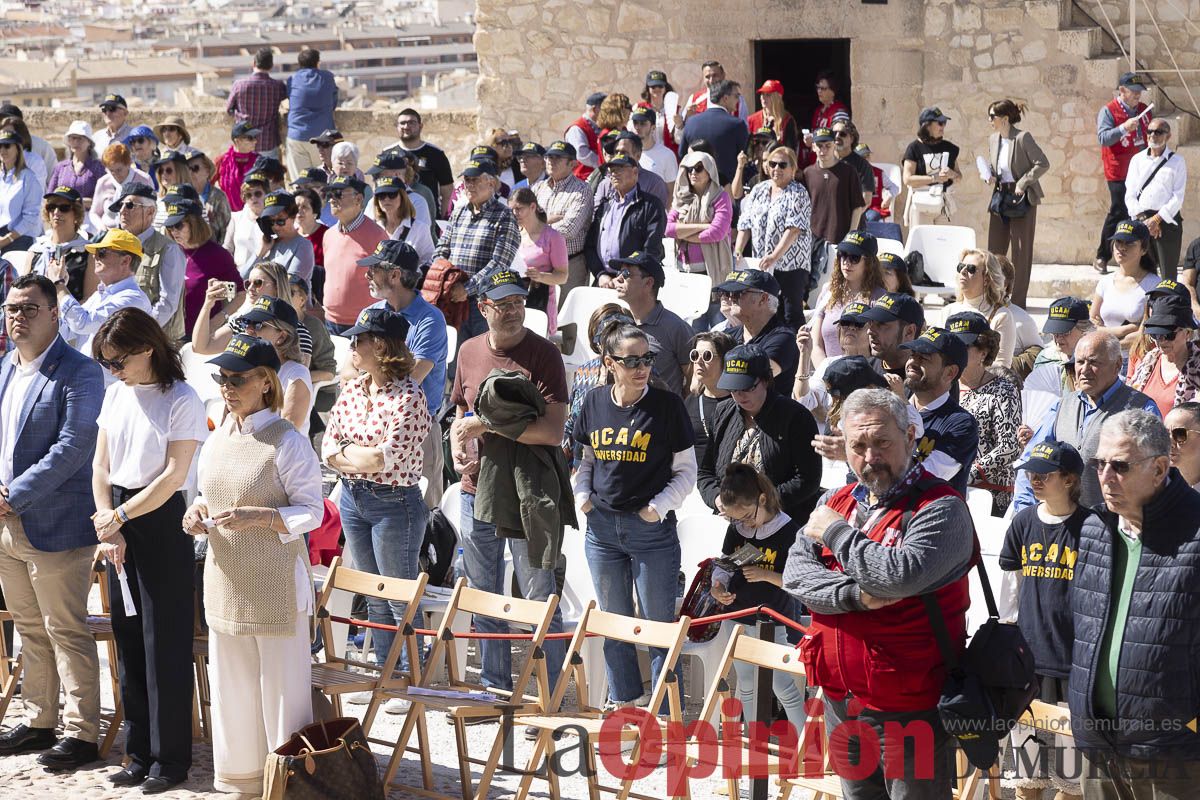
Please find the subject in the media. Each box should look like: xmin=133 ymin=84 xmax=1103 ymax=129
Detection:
xmin=343 ymin=691 xmax=373 ymax=705
xmin=384 ymin=697 xmax=412 ymax=715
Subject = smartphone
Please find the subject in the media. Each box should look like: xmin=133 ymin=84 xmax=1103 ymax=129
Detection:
xmin=221 ymin=281 xmax=237 ymax=303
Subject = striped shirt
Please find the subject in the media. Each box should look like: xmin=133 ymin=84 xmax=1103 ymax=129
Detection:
xmin=230 ymin=314 xmax=313 ymax=356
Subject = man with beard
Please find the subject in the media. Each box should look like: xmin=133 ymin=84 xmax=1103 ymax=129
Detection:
xmin=897 ymin=326 xmax=979 ymax=497
xmin=784 ymin=386 xmax=974 ymax=799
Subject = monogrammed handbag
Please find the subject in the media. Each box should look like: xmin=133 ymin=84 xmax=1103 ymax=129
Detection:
xmin=262 ymin=717 xmax=383 ymax=800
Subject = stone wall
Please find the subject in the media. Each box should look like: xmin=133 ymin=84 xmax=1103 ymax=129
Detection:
xmin=21 ymin=107 xmax=480 ymax=174
xmin=473 ymin=0 xmax=1200 ymax=265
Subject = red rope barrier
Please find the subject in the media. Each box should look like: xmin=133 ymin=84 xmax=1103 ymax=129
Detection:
xmin=327 ymin=602 xmax=808 ymax=641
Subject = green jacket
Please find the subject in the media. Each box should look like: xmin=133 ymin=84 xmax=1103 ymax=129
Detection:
xmin=474 ymin=369 xmax=577 ymax=570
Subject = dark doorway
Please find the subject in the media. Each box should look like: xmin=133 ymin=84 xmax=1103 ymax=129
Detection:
xmin=754 ymin=39 xmax=851 ymax=132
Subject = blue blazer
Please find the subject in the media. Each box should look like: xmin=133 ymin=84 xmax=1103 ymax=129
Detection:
xmin=0 ymin=336 xmax=103 ymax=551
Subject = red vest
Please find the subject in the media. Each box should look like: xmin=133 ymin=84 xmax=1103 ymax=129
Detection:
xmin=868 ymin=165 xmax=889 ymax=218
xmin=1102 ymin=98 xmax=1150 ymax=181
xmin=798 ymin=473 xmax=975 ymax=712
xmin=567 ymin=116 xmax=601 ymax=180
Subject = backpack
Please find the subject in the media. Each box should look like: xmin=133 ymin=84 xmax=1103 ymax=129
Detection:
xmin=420 ymin=508 xmax=459 ymax=588
xmin=905 ymin=250 xmax=943 ymax=287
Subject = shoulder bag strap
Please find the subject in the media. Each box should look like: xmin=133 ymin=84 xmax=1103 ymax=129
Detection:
xmin=1135 ymin=152 xmax=1172 ymax=201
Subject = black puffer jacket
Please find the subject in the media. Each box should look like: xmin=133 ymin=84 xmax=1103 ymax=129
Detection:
xmin=1069 ymin=469 xmax=1200 ymax=760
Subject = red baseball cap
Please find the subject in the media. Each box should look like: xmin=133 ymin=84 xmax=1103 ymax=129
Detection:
xmin=757 ymin=79 xmax=784 ymax=95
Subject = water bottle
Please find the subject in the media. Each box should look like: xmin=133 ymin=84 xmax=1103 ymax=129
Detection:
xmin=462 ymin=411 xmax=480 ymax=462
xmin=453 ymin=546 xmax=466 ymax=583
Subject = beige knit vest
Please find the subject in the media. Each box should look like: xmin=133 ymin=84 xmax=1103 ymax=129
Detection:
xmin=200 ymin=418 xmax=308 ymax=637
xmin=135 ymin=229 xmax=186 ymax=342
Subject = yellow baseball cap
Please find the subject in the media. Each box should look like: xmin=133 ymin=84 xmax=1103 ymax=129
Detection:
xmin=85 ymin=228 xmax=144 ymax=259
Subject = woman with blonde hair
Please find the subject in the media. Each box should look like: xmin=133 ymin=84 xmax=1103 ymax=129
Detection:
xmin=486 ymin=128 xmax=522 ymax=189
xmin=747 ymin=81 xmax=799 ymax=152
xmin=191 ymin=258 xmax=313 ymax=361
xmin=596 ymin=93 xmax=633 ymax=137
xmin=808 ymin=231 xmax=886 ymax=363
xmin=236 ymin=295 xmax=314 ymax=436
xmin=942 ymin=248 xmax=1023 ymax=369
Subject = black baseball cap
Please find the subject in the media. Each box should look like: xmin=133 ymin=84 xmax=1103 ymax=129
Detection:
xmin=1118 ymin=72 xmax=1147 ymax=92
xmin=824 ymin=355 xmax=887 ymax=398
xmin=291 ymin=167 xmax=328 ymax=187
xmin=546 ymin=140 xmax=577 ymax=160
xmin=357 ymin=239 xmax=420 ymax=271
xmin=1148 ymin=279 xmax=1191 ymax=302
xmin=608 ymin=251 xmax=665 ymax=286
xmin=239 ymin=294 xmax=300 ymax=330
xmin=0 ymin=103 xmax=21 ymax=119
xmin=586 ymin=91 xmax=607 ymax=107
xmin=231 ymin=120 xmax=262 ymax=139
xmin=99 ymin=93 xmax=127 ymax=110
xmin=1109 ymin=219 xmax=1150 ymax=243
xmin=340 ymin=307 xmax=411 ymax=340
xmin=715 ymin=268 xmax=781 ymax=298
xmin=919 ymin=106 xmax=950 ymax=125
xmin=162 ymin=199 xmax=203 ymax=227
xmin=717 ymin=344 xmax=773 ymax=391
xmin=516 ymin=142 xmax=546 ymax=157
xmin=1043 ymin=297 xmax=1091 ymax=334
xmin=43 ymin=186 xmax=81 ymax=204
xmin=162 ymin=183 xmax=199 ymax=203
xmin=242 ymin=171 xmax=270 ymax=188
xmin=750 ymin=128 xmax=777 ymax=143
xmin=837 ymin=230 xmax=878 ymax=258
xmin=251 ymin=156 xmax=284 ymax=178
xmin=645 ymin=71 xmax=668 ymax=87
xmin=366 ymin=151 xmax=408 ymax=175
xmin=152 ymin=150 xmax=189 ymax=167
xmin=811 ymin=127 xmax=835 ymax=144
xmin=836 ymin=301 xmax=870 ymax=326
xmin=107 ymin=182 xmax=156 ymax=213
xmin=899 ymin=326 xmax=968 ymax=372
xmin=877 ymin=252 xmax=906 ymax=272
xmin=1144 ymin=296 xmax=1198 ymax=335
xmin=946 ymin=311 xmax=990 ymax=345
xmin=469 ymin=144 xmax=499 ymax=161
xmin=309 ymin=129 xmax=343 ymax=145
xmin=859 ymin=292 xmax=925 ymax=327
xmin=480 ymin=269 xmax=528 ymax=301
xmin=460 ymin=158 xmax=498 ymax=178
xmin=208 ymin=333 xmax=280 ymax=373
xmin=0 ymin=130 xmax=21 ymax=148
xmin=630 ymin=108 xmax=657 ymax=125
xmin=1016 ymin=440 xmax=1085 ymax=475
xmin=371 ymin=176 xmax=404 ymax=196
xmin=602 ymin=153 xmax=639 ymax=171
xmin=259 ymin=190 xmax=295 ymax=218
xmin=327 ymin=175 xmax=369 ymax=195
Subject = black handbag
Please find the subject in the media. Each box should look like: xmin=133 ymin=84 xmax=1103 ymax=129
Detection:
xmin=988 ymin=186 xmax=1031 ymax=219
xmin=263 ymin=717 xmax=384 ymax=800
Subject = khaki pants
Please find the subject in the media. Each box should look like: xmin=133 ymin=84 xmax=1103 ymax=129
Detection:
xmin=421 ymin=421 xmax=444 ymax=510
xmin=284 ymin=139 xmax=322 ymax=183
xmin=0 ymin=516 xmax=99 ymax=742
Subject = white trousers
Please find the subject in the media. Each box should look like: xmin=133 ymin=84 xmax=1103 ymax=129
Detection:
xmin=209 ymin=614 xmax=312 ymax=794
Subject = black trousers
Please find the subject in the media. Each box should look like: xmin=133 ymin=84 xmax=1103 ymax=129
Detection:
xmin=1152 ymin=216 xmax=1184 ymax=282
xmin=108 ymin=488 xmax=195 ymax=781
xmin=775 ymin=268 xmax=809 ymax=331
xmin=1096 ymin=180 xmax=1129 ymax=262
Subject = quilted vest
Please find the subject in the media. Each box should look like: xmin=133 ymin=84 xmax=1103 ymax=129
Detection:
xmin=134 ymin=228 xmax=186 ymax=341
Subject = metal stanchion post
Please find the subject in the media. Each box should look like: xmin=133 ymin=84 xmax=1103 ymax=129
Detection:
xmin=751 ymin=620 xmax=775 ymax=800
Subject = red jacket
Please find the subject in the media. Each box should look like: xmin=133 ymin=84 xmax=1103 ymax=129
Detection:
xmin=798 ymin=473 xmax=975 ymax=712
xmin=1102 ymin=98 xmax=1150 ymax=181
xmin=868 ymin=165 xmax=889 ymax=219
xmin=567 ymin=116 xmax=601 ymax=180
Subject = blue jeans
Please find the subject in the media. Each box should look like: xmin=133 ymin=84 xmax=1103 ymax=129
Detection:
xmin=732 ymin=621 xmax=806 ymax=729
xmin=460 ymin=491 xmax=565 ymax=692
xmin=338 ymin=480 xmax=428 ymax=671
xmin=584 ymin=505 xmax=682 ymax=706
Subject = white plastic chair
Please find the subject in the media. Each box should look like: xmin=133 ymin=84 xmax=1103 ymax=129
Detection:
xmin=661 ymin=270 xmax=713 ymax=323
xmin=523 ymin=307 xmax=549 ymax=338
xmin=874 ymin=161 xmax=902 ymax=216
xmin=559 ymin=515 xmax=608 ymax=708
xmin=180 ymin=343 xmax=221 ymax=403
xmin=876 ymin=237 xmax=905 ymax=258
xmin=4 ymin=250 xmax=31 ymax=275
xmin=966 ymin=488 xmax=994 ymax=521
xmin=444 ymin=323 xmax=458 ymax=367
xmin=967 ymin=514 xmax=1011 ymax=636
xmin=904 ymin=224 xmax=977 ymax=299
xmin=331 ymin=335 xmax=352 ymax=375
xmin=557 ymin=286 xmax=623 ymax=366
xmin=424 ymin=483 xmax=469 ymax=680
xmin=675 ymin=513 xmax=733 ymax=693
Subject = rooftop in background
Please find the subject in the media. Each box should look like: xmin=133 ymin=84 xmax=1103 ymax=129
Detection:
xmin=152 ymin=21 xmax=475 ymax=56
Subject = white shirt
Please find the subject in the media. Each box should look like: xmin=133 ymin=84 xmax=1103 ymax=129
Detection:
xmin=1124 ymin=147 xmax=1187 ymax=224
xmin=21 ymin=148 xmax=46 ymax=191
xmin=136 ymin=226 xmax=187 ymax=327
xmin=223 ymin=207 xmax=262 ymax=278
xmin=997 ymin=137 xmax=1016 ymax=183
xmin=640 ymin=143 xmax=678 ymax=185
xmin=278 ymin=359 xmax=314 ymax=438
xmin=30 ymin=136 xmax=57 ymax=191
xmin=388 ymin=217 xmax=435 ymax=267
xmin=0 ymin=342 xmax=51 ymax=485
xmin=60 ymin=274 xmax=153 ymax=357
xmin=97 ymin=379 xmax=208 ymax=490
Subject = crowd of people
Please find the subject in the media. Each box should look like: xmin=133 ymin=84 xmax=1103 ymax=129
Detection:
xmin=0 ymin=47 xmax=1194 ymax=800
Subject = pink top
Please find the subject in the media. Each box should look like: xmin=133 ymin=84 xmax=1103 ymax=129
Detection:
xmin=518 ymin=224 xmax=567 ymax=334
xmin=666 ymin=191 xmax=733 ymax=266
xmin=813 ymin=285 xmax=885 ymax=357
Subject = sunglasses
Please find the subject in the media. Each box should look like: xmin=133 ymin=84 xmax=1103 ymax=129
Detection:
xmin=1170 ymin=427 xmax=1200 ymax=447
xmin=188 ymin=163 xmax=205 ymax=173
xmin=2 ymin=302 xmax=43 ymax=318
xmin=616 ymin=268 xmax=647 ymax=281
xmin=45 ymin=203 xmax=72 ymax=213
xmin=327 ymin=189 xmax=353 ymax=200
xmin=1088 ymin=456 xmax=1153 ymax=476
xmin=270 ymin=216 xmax=290 ymax=227
xmin=956 ymin=262 xmax=978 ymax=276
xmin=244 ymin=320 xmax=281 ymax=333
xmin=101 ymin=106 xmax=121 ymax=113
xmin=610 ymin=354 xmax=655 ymax=369
xmin=684 ymin=165 xmax=706 ymax=174
xmin=94 ymin=248 xmax=113 ymax=259
xmin=129 ymin=137 xmax=149 ymax=145
xmin=1148 ymin=128 xmax=1169 ymax=136
xmin=1151 ymin=330 xmax=1181 ymax=343
xmin=766 ymin=160 xmax=791 ymax=169
xmin=96 ymin=355 xmax=130 ymax=371
xmin=246 ymin=190 xmax=266 ymax=199
xmin=0 ymin=144 xmax=16 ymax=151
xmin=689 ymin=349 xmax=716 ymax=363
xmin=839 ymin=253 xmax=863 ymax=264
xmin=119 ymin=200 xmax=151 ymax=211
xmin=165 ymin=222 xmax=186 ymax=232
xmin=721 ymin=289 xmax=760 ymax=301
xmin=245 ymin=277 xmax=269 ymax=289
xmin=834 ymin=131 xmax=849 ymax=138
xmin=211 ymin=373 xmax=250 ymax=387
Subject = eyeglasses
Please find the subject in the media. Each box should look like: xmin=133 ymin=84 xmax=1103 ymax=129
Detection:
xmin=1026 ymin=470 xmax=1060 ymax=485
xmin=119 ymin=200 xmax=151 ymax=211
xmin=610 ymin=353 xmax=655 ymax=369
xmin=1171 ymin=427 xmax=1200 ymax=445
xmin=0 ymin=144 xmax=16 ymax=151
xmin=483 ymin=298 xmax=525 ymax=313
xmin=721 ymin=289 xmax=761 ymax=301
xmin=45 ymin=203 xmax=71 ymax=213
xmin=101 ymin=107 xmax=121 ymax=113
xmin=834 ymin=131 xmax=849 ymax=138
xmin=689 ymin=349 xmax=716 ymax=364
xmin=327 ymin=189 xmax=352 ymax=200
xmin=839 ymin=253 xmax=863 ymax=264
xmin=2 ymin=303 xmax=43 ymax=318
xmin=1148 ymin=128 xmax=1169 ymax=137
xmin=211 ymin=373 xmax=250 ymax=387
xmin=244 ymin=320 xmax=281 ymax=333
xmin=722 ymin=499 xmax=760 ymax=524
xmin=96 ymin=355 xmax=130 ymax=371
xmin=766 ymin=160 xmax=791 ymax=169
xmin=1088 ymin=456 xmax=1154 ymax=476
xmin=956 ymin=262 xmax=978 ymax=276
xmin=188 ymin=163 xmax=204 ymax=173
xmin=94 ymin=248 xmax=113 ymax=259
xmin=246 ymin=190 xmax=266 ymax=199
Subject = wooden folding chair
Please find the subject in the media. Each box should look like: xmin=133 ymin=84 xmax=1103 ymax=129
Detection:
xmin=509 ymin=600 xmax=692 ymax=800
xmin=686 ymin=624 xmax=814 ymax=799
xmin=89 ymin=556 xmax=126 ymax=758
xmin=311 ymin=556 xmax=427 ymax=735
xmin=378 ymin=577 xmax=560 ymax=800
xmin=0 ymin=609 xmax=20 ymax=723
